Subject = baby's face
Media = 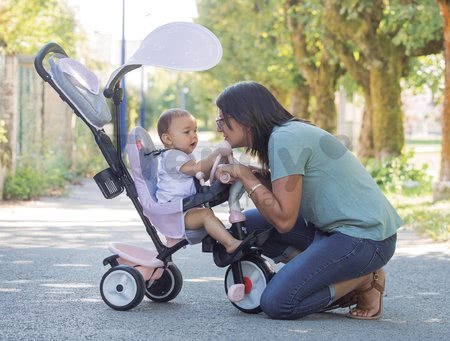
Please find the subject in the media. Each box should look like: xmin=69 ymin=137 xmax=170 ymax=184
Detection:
xmin=166 ymin=115 xmax=198 ymax=154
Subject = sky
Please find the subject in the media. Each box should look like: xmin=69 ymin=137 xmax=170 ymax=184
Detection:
xmin=65 ymin=0 xmax=199 ymax=73
xmin=66 ymin=0 xmax=198 ymax=41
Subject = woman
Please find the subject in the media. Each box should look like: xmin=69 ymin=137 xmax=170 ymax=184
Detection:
xmin=214 ymin=81 xmax=403 ymax=320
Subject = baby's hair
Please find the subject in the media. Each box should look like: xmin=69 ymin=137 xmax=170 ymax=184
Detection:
xmin=157 ymin=108 xmax=193 ymax=140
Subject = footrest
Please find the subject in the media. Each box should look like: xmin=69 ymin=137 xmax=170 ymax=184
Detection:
xmin=254 ymin=228 xmax=273 ymax=247
xmin=212 ymin=232 xmax=257 ymax=267
xmin=108 ymin=243 xmax=165 ymax=281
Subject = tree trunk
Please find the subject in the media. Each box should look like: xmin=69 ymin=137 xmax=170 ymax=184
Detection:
xmin=370 ymin=48 xmax=405 ymax=160
xmin=289 ymin=82 xmax=311 ymax=120
xmin=324 ymin=1 xmax=408 ymax=159
xmin=326 ymin=36 xmax=375 ymax=158
xmin=312 ymin=71 xmax=338 ymax=133
xmin=286 ymin=0 xmax=339 ymax=133
xmin=358 ymin=90 xmax=375 ymax=159
xmin=434 ymin=0 xmax=450 ymax=200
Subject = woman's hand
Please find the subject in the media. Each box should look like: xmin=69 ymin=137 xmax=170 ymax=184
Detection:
xmin=215 ymin=163 xmax=246 ymax=180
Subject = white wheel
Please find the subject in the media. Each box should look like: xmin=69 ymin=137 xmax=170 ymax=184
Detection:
xmin=100 ymin=265 xmax=145 ymax=311
xmin=224 ymin=256 xmax=274 ymax=314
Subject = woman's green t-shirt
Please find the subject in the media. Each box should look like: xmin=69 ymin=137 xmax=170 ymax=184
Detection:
xmin=268 ymin=121 xmax=403 ymax=241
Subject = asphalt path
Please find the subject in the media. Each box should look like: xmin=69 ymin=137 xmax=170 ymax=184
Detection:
xmin=0 ymin=179 xmax=449 ymax=341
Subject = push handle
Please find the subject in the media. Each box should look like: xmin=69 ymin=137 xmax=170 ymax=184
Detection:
xmin=103 ymin=64 xmax=141 ymax=98
xmin=34 ymin=42 xmax=68 ymax=81
xmin=195 ymin=171 xmax=206 ymax=186
xmin=210 ymin=141 xmax=234 ymax=183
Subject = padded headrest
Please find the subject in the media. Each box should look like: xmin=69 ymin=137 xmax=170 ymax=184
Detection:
xmin=49 ymin=55 xmax=112 ymax=129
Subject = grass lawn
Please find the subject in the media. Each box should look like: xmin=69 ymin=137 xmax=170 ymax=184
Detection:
xmin=386 ymin=140 xmax=449 ymax=241
xmin=389 ymin=192 xmax=450 ymax=242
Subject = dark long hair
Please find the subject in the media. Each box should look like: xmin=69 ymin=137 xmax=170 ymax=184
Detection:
xmin=216 ymin=81 xmax=299 ymax=169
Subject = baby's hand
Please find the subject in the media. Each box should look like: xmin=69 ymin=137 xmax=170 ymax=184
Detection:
xmin=195 ymin=172 xmax=206 ymax=186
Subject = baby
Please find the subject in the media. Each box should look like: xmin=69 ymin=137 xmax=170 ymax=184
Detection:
xmin=156 ymin=108 xmax=243 ymax=258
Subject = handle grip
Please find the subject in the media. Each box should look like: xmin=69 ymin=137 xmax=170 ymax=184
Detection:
xmin=34 ymin=42 xmax=68 ymax=81
xmin=195 ymin=171 xmax=206 ymax=186
xmin=219 ymin=172 xmax=232 ymax=184
xmin=211 ymin=143 xmax=239 ymax=184
xmin=103 ymin=64 xmax=141 ymax=98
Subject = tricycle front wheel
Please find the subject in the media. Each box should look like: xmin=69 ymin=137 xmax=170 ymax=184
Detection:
xmin=145 ymin=263 xmax=183 ymax=303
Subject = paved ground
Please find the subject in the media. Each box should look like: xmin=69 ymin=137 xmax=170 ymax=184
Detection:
xmin=0 ymin=179 xmax=449 ymax=340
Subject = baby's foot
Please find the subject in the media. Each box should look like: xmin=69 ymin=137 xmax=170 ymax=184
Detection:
xmin=225 ymin=240 xmax=242 ymax=254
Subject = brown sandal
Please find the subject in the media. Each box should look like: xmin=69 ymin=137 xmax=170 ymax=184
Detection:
xmin=346 ymin=271 xmax=385 ymax=320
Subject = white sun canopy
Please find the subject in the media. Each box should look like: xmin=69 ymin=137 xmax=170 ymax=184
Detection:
xmin=126 ymin=21 xmax=223 ymax=71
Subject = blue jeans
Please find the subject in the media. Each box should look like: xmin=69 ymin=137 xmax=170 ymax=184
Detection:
xmin=244 ymin=209 xmax=397 ymax=319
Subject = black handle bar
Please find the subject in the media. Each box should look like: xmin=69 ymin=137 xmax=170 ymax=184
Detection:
xmin=34 ymin=42 xmax=68 ymax=82
xmin=35 ymin=42 xmax=141 ymax=99
xmin=103 ymin=64 xmax=141 ymax=98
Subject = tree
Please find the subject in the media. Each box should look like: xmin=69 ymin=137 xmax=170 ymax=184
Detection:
xmin=196 ymin=0 xmax=310 ymax=117
xmin=324 ymin=0 xmax=442 ymax=160
xmin=434 ymin=0 xmax=450 ymax=200
xmin=0 ymin=0 xmax=77 ymax=55
xmin=284 ymin=0 xmax=342 ymax=132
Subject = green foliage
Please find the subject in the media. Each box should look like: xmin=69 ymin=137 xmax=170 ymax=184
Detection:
xmin=70 ymin=119 xmax=106 ymax=177
xmin=3 ymin=152 xmax=74 ymax=200
xmin=365 ymin=151 xmax=432 ymax=194
xmin=0 ymin=0 xmax=77 ymax=55
xmin=391 ymin=194 xmax=450 ymax=242
xmin=404 ymin=54 xmax=444 ymax=102
xmin=3 ymin=167 xmax=45 ymax=200
xmin=2 ymin=116 xmax=105 ymax=200
xmin=0 ymin=120 xmax=6 ymax=144
xmin=328 ymin=0 xmax=442 ymax=59
xmin=337 ymin=73 xmax=361 ymax=100
xmin=403 ymin=206 xmax=449 ymax=241
xmin=325 ymin=0 xmax=442 ymax=158
xmin=143 ymin=70 xmax=220 ymax=130
xmin=0 ymin=119 xmax=10 ymax=167
xmin=336 ymin=0 xmax=442 ymax=50
xmin=382 ymin=0 xmax=442 ymax=55
xmin=197 ymin=0 xmax=298 ymax=102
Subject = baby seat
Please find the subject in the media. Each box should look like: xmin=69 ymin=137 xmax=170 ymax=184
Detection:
xmin=127 ymin=126 xmax=208 ymax=245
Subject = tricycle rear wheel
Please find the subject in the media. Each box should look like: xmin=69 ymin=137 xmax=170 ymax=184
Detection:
xmin=224 ymin=255 xmax=274 ymax=314
xmin=100 ymin=265 xmax=145 ymax=311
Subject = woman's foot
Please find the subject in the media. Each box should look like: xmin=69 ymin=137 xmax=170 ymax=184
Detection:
xmin=347 ymin=268 xmax=385 ymax=320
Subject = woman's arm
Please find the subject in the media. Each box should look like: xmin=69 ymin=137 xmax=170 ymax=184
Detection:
xmin=216 ymin=164 xmax=303 ymax=233
xmin=248 ymin=165 xmax=272 ymax=191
